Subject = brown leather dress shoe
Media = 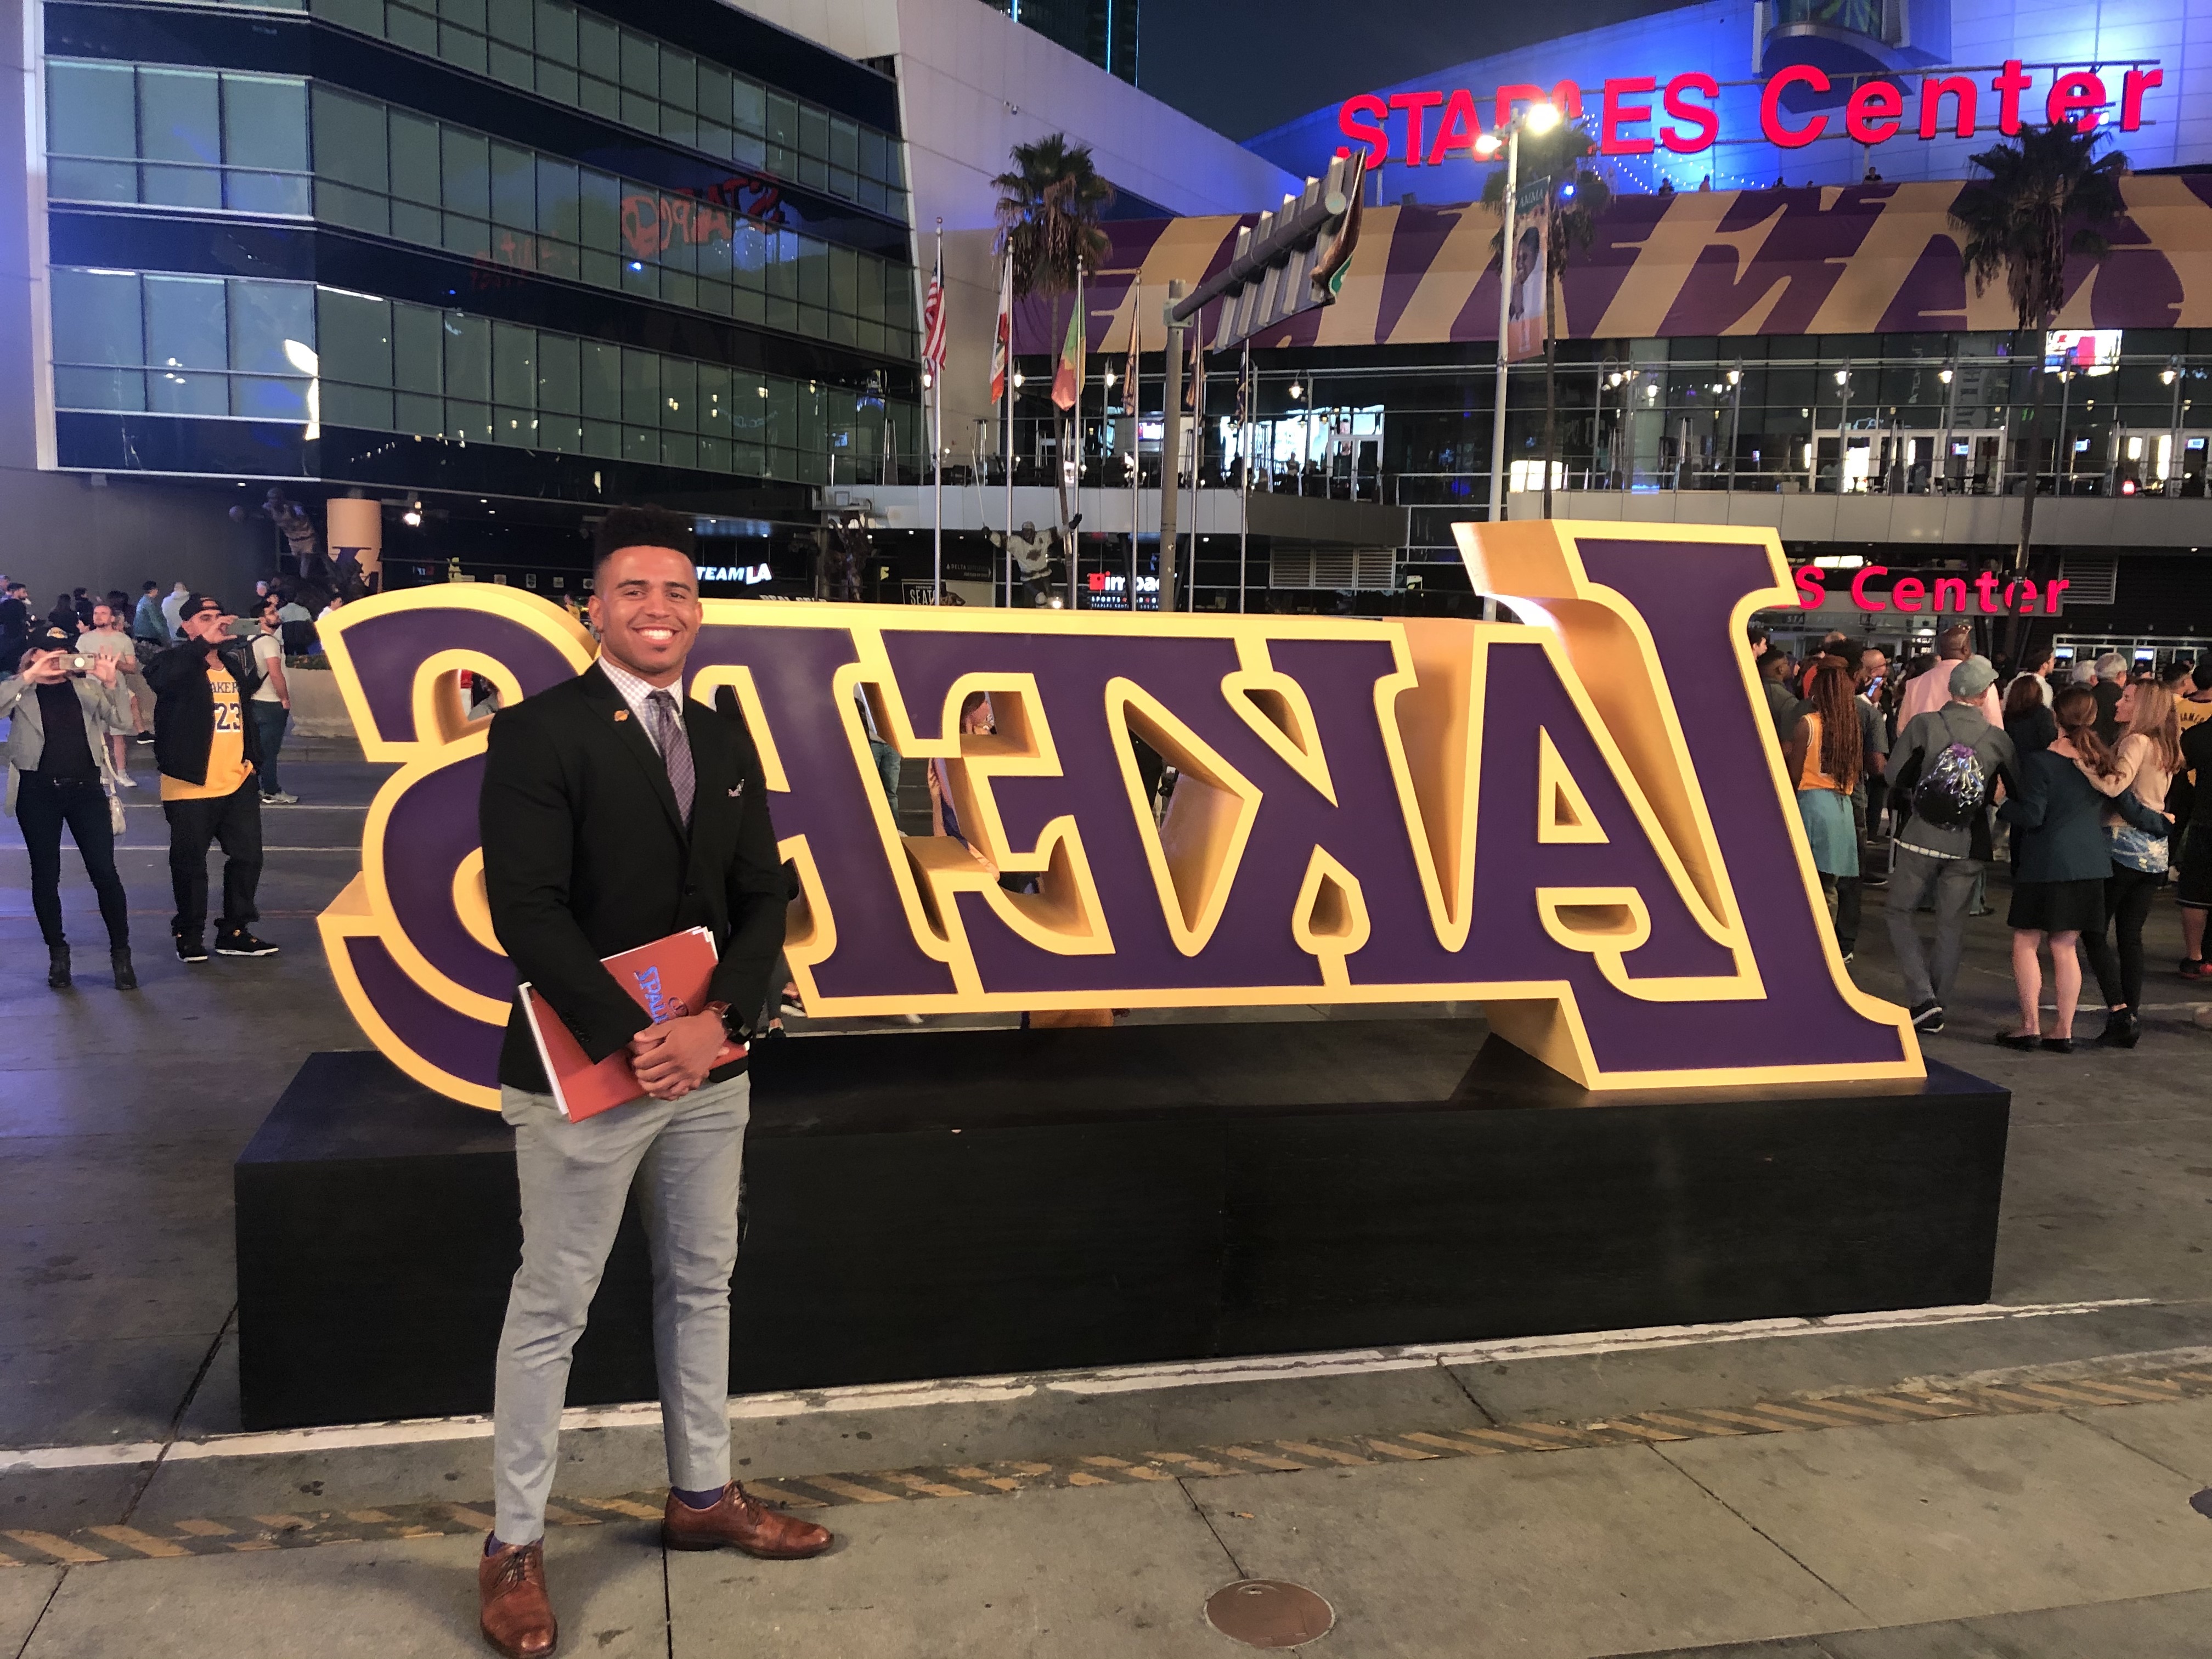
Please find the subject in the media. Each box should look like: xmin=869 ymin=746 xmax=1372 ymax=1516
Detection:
xmin=478 ymin=1538 xmax=558 ymax=1659
xmin=662 ymin=1482 xmax=834 ymax=1558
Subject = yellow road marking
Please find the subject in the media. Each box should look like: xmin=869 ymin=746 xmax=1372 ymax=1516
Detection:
xmin=1398 ymin=1430 xmax=1500 ymax=1454
xmin=1150 ymin=1452 xmax=1239 ymax=1476
xmin=1274 ymin=1441 xmax=1372 ymax=1467
xmin=1797 ymin=1397 xmax=1908 ymax=1424
xmin=884 ymin=1473 xmax=974 ymax=1498
xmin=1362 ymin=1438 xmax=1442 ymax=1459
xmin=803 ymin=1476 xmax=902 ymax=1504
xmin=1747 ymin=1402 xmax=1863 ymax=1428
xmin=1638 ymin=1411 xmax=1745 ymax=1436
xmin=1449 ymin=1427 xmax=1568 ymax=1452
xmin=952 ymin=1466 xmax=1030 ymax=1492
xmin=1498 ymin=1421 xmax=1587 ymax=1443
xmin=1594 ymin=1420 xmax=1688 ymax=1442
xmin=84 ymin=1526 xmax=189 ymax=1559
xmin=732 ymin=1482 xmax=827 ymax=1509
xmin=4 ymin=1531 xmax=108 ymax=1565
xmin=2062 ymin=1378 xmax=2181 ymax=1403
xmin=171 ymin=1519 xmax=234 ymax=1538
xmin=2015 ymin=1381 xmax=2136 ymax=1407
xmin=569 ymin=1496 xmax=663 ymax=1520
xmin=1857 ymin=1393 xmax=1960 ymax=1419
xmin=1216 ymin=1446 xmax=1309 ymax=1471
xmin=1689 ymin=1409 xmax=1790 ymax=1433
xmin=1082 ymin=1456 xmax=1171 ymax=1481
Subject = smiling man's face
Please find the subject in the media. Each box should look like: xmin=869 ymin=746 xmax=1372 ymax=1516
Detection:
xmin=589 ymin=544 xmax=699 ymax=685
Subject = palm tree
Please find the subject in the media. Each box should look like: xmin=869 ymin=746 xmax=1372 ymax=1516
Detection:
xmin=994 ymin=135 xmax=1115 ymax=539
xmin=1483 ymin=123 xmax=1612 ymax=516
xmin=1950 ymin=121 xmax=2127 ymax=657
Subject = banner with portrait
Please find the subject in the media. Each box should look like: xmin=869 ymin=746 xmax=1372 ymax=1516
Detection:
xmin=1505 ymin=177 xmax=1551 ymax=364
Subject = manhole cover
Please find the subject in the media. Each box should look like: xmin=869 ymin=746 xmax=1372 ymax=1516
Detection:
xmin=1205 ymin=1579 xmax=1335 ymax=1648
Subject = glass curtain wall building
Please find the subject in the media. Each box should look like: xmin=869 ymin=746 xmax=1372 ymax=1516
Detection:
xmin=979 ymin=0 xmax=1138 ymax=86
xmin=38 ymin=0 xmax=922 ymax=567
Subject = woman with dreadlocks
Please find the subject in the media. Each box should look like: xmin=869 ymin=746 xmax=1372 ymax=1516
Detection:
xmin=1784 ymin=657 xmax=1863 ymax=932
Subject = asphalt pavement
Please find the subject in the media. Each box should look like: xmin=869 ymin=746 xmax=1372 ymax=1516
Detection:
xmin=2 ymin=752 xmax=2210 ymax=1657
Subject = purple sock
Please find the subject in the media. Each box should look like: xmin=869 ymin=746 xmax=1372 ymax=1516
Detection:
xmin=673 ymin=1485 xmax=724 ymax=1509
xmin=485 ymin=1534 xmax=504 ymax=1556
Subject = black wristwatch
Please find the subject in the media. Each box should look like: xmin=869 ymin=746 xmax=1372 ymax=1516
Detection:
xmin=708 ymin=1000 xmax=749 ymax=1045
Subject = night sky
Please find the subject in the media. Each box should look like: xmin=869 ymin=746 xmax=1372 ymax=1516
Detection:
xmin=1140 ymin=0 xmax=1699 ymax=140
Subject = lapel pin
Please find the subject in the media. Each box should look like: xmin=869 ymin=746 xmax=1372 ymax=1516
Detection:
xmin=614 ymin=710 xmax=629 ymax=722
xmin=727 ymin=783 xmax=743 ymax=797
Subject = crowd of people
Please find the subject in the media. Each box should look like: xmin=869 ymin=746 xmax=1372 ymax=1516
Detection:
xmin=4 ymin=559 xmax=2206 ymax=1061
xmin=1757 ymin=619 xmax=2211 ymax=1052
xmin=0 ymin=574 xmax=359 ymax=993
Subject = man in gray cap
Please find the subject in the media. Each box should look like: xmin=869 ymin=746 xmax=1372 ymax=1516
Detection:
xmin=1884 ymin=655 xmax=2015 ymax=1033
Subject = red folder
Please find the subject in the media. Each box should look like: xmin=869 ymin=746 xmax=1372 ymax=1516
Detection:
xmin=519 ymin=926 xmax=746 ymax=1120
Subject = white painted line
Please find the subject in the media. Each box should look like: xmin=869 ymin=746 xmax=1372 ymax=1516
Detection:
xmin=118 ymin=803 xmax=370 ymax=810
xmin=0 ymin=1297 xmax=2151 ymax=1470
xmin=0 ymin=845 xmax=359 ymax=854
xmin=0 ymin=1442 xmax=167 ymax=1472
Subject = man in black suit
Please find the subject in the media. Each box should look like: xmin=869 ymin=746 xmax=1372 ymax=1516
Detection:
xmin=476 ymin=506 xmax=831 ymax=1659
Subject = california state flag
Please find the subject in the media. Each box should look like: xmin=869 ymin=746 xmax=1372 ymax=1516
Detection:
xmin=1049 ymin=300 xmax=1082 ymax=413
xmin=988 ymin=255 xmax=1013 ymax=403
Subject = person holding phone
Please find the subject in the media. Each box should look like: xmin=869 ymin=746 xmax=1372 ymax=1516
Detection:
xmin=1 ymin=623 xmax=136 ymax=989
xmin=145 ymin=594 xmax=279 ymax=963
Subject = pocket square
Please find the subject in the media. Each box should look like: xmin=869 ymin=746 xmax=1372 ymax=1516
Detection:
xmin=727 ymin=783 xmax=744 ymax=797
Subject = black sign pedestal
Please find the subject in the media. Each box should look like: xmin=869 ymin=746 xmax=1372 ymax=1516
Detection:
xmin=234 ymin=1024 xmax=2010 ymax=1432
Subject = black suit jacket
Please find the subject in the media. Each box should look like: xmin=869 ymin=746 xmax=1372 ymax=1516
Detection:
xmin=479 ymin=662 xmax=785 ymax=1093
xmin=145 ymin=637 xmax=266 ymax=786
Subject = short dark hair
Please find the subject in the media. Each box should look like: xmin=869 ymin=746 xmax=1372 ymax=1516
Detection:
xmin=142 ymin=580 xmax=158 ymax=593
xmin=593 ymin=505 xmax=696 ymax=579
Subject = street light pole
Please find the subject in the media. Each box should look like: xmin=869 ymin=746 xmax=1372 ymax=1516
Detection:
xmin=1486 ymin=122 xmax=1520 ymax=526
xmin=1477 ymin=101 xmax=1556 ymax=525
xmin=1158 ymin=279 xmax=1187 ymax=614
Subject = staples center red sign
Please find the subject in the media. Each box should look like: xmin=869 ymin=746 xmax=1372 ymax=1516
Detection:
xmin=1336 ymin=61 xmax=2162 ymax=167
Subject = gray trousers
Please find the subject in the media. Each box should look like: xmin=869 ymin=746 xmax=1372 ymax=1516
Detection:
xmin=1885 ymin=845 xmax=1981 ymax=1008
xmin=493 ymin=1073 xmax=751 ymax=1544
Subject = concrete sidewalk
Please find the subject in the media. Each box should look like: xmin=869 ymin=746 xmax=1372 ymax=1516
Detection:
xmin=5 ymin=757 xmax=2212 ymax=1655
xmin=10 ymin=1311 xmax=2212 ymax=1656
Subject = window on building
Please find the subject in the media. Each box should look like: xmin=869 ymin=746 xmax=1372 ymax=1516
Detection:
xmin=49 ymin=62 xmax=314 ymax=216
xmin=50 ymin=266 xmax=917 ymax=479
xmin=300 ymin=0 xmax=907 ymax=222
xmin=143 ymin=274 xmax=230 ymax=416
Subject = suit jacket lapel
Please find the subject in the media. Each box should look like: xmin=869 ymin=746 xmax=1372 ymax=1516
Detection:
xmin=581 ymin=663 xmax=687 ymax=841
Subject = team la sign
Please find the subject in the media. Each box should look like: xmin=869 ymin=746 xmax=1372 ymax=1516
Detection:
xmin=1338 ymin=61 xmax=2163 ymax=166
xmin=315 ymin=523 xmax=1920 ymax=1108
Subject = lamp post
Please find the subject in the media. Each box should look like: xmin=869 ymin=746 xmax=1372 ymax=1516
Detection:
xmin=1475 ymin=100 xmax=1558 ymax=526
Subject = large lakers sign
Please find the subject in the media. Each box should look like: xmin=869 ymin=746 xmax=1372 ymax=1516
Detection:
xmin=317 ymin=522 xmax=1919 ymax=1108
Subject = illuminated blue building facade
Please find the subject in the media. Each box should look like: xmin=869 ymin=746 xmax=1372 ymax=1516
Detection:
xmin=1248 ymin=0 xmax=2204 ymax=200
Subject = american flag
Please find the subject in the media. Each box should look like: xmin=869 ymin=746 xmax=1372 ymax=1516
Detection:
xmin=921 ymin=237 xmax=946 ymax=376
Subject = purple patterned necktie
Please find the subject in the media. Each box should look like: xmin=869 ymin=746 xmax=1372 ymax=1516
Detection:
xmin=647 ymin=689 xmax=693 ymax=826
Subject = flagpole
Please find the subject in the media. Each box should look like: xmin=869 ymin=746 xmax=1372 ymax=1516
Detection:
xmin=1128 ymin=300 xmax=1139 ymax=616
xmin=932 ymin=219 xmax=944 ymax=606
xmin=1069 ymin=260 xmax=1084 ymax=612
xmin=1186 ymin=328 xmax=1202 ymax=616
xmin=1001 ymin=246 xmax=1014 ymax=609
xmin=1238 ymin=339 xmax=1250 ymax=615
